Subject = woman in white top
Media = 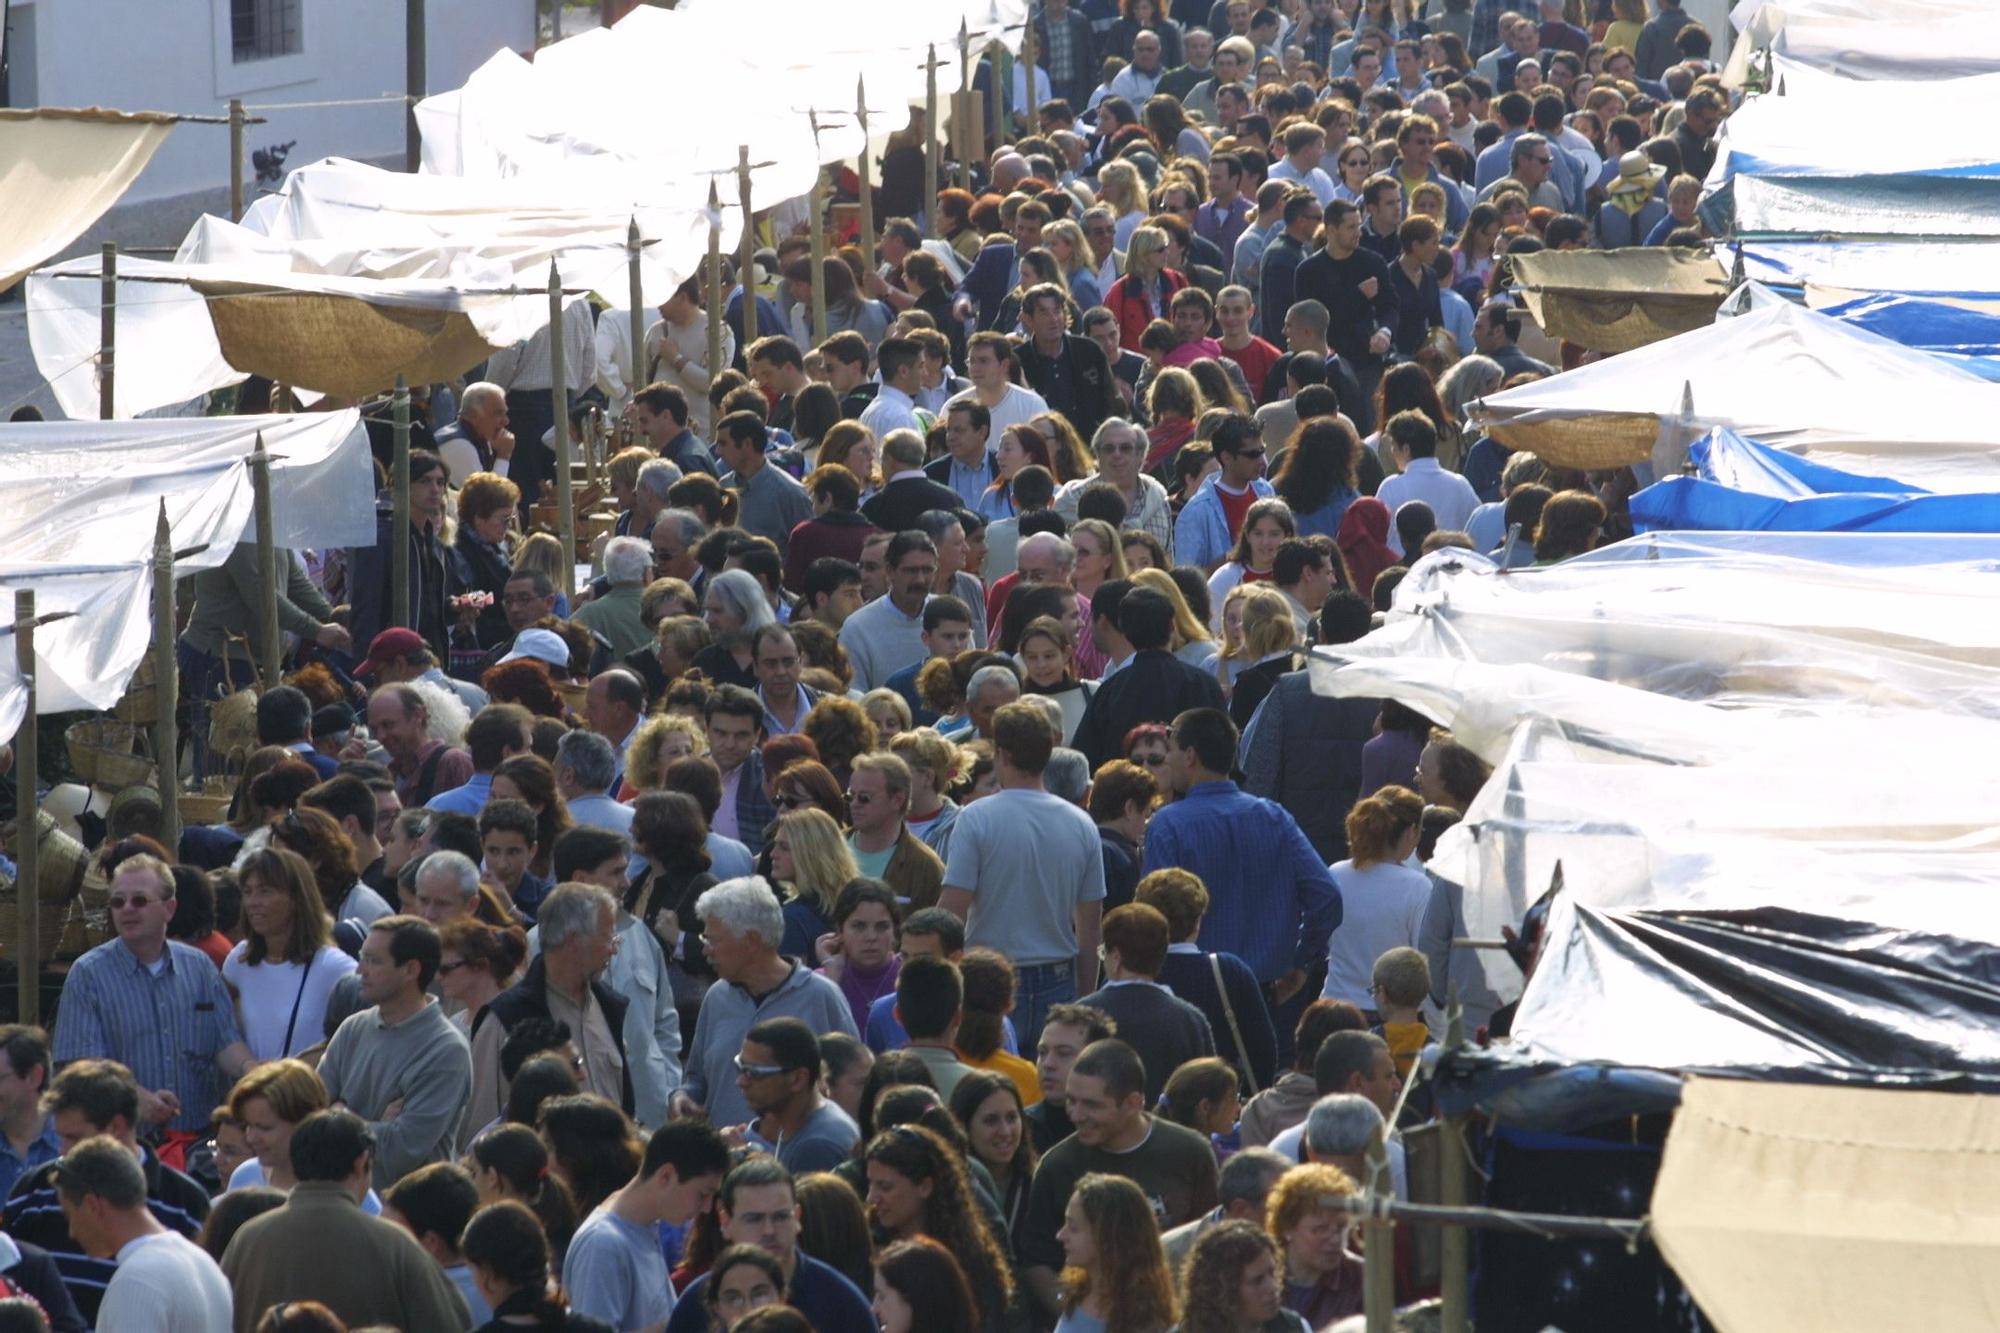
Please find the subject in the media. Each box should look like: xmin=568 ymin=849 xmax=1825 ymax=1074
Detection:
xmin=1322 ymin=785 xmax=1434 ymax=1012
xmin=1206 ymin=497 xmax=1297 ymax=628
xmin=224 ymin=847 xmax=356 ymax=1061
xmin=225 ymin=1057 xmax=385 ymax=1212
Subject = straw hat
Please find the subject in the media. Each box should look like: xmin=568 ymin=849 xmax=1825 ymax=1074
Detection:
xmin=1607 ymin=150 xmax=1667 ymax=196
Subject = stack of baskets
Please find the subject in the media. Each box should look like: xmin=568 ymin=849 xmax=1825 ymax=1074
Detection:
xmin=0 ymin=810 xmax=94 ymax=961
xmin=64 ymin=719 xmax=154 ymax=790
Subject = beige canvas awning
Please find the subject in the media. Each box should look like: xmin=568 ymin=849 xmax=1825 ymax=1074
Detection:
xmin=1509 ymin=247 xmax=1732 ymax=355
xmin=0 ymin=108 xmax=175 ymax=290
xmin=191 ymin=281 xmax=507 ymax=399
xmin=1652 ymin=1077 xmax=2000 ymax=1332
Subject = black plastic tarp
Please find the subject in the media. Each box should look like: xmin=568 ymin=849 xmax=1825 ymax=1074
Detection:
xmin=1436 ymin=904 xmax=2000 ymax=1126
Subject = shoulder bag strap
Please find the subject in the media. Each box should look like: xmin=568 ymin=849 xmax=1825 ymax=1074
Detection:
xmin=279 ymin=949 xmax=318 ymax=1057
xmin=1210 ymin=952 xmax=1258 ymax=1096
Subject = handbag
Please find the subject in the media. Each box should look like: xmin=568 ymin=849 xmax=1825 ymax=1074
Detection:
xmin=1210 ymin=952 xmax=1259 ymax=1096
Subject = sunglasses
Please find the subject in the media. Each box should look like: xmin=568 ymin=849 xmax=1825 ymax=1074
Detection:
xmin=734 ymin=1056 xmax=791 ymax=1079
xmin=773 ymin=794 xmax=813 ymax=811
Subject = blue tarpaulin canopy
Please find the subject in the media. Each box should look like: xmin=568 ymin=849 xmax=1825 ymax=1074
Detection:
xmin=1632 ymin=427 xmax=2000 ymax=533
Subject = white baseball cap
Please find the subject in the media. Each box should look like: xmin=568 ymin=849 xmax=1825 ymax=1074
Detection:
xmin=498 ymin=627 xmax=571 ymax=669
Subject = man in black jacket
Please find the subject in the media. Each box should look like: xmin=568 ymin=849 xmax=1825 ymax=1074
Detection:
xmin=1035 ymin=0 xmax=1098 ymax=108
xmin=862 ymin=431 xmax=964 ymax=534
xmin=1072 ymin=586 xmax=1227 ymax=769
xmin=348 ymin=448 xmax=454 ymax=663
xmin=469 ymin=883 xmax=634 ymax=1123
xmin=1016 ymin=285 xmax=1119 ymax=444
xmin=1293 ymin=201 xmax=1399 ymax=417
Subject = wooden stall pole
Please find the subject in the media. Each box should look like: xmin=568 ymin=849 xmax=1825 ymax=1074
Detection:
xmin=249 ymin=433 xmax=281 ymax=690
xmin=1439 ymin=1000 xmax=1472 ymax=1333
xmin=13 ymin=591 xmax=38 ymax=1026
xmin=1022 ymin=16 xmax=1037 ymax=129
xmin=1363 ymin=1128 xmax=1396 ymax=1333
xmin=151 ymin=502 xmax=180 ymax=853
xmin=958 ymin=21 xmax=974 ymax=190
xmin=856 ymin=77 xmax=875 ymax=254
xmin=988 ymin=39 xmax=1006 ymax=148
xmin=628 ymin=217 xmax=648 ymax=400
xmin=405 ymin=0 xmax=427 ymax=172
xmin=99 ymin=244 xmax=116 ymax=421
xmin=808 ymin=149 xmax=829 ymax=344
xmin=925 ymin=45 xmax=942 ymax=238
xmin=548 ymin=261 xmax=576 ymax=600
xmin=392 ymin=375 xmax=412 ymax=629
xmin=737 ymin=146 xmax=758 ymax=348
xmin=228 ymin=99 xmax=247 ymax=223
xmin=705 ymin=180 xmax=724 ymax=378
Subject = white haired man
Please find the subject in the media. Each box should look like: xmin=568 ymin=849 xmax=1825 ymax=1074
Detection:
xmin=669 ymin=879 xmax=858 ymax=1127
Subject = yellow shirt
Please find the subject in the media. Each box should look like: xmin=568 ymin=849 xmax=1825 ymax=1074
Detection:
xmin=962 ymin=1047 xmax=1043 ymax=1107
xmin=1605 ymin=19 xmax=1644 ymax=53
xmin=1382 ymin=1021 xmax=1430 ymax=1080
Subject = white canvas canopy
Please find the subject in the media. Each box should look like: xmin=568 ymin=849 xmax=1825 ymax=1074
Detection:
xmin=0 ymin=411 xmax=375 ymax=739
xmin=1306 ymin=536 xmax=2000 ymax=1015
xmin=419 ymin=0 xmax=1024 ymax=203
xmin=1466 ymin=289 xmax=2000 ymax=490
xmin=1726 ymin=0 xmax=2000 ymax=85
xmin=0 ymin=108 xmax=173 ymax=291
xmin=26 ymin=158 xmax=720 ymax=420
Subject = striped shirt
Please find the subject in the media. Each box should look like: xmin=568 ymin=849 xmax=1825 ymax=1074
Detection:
xmin=52 ymin=938 xmax=243 ymax=1133
xmin=3 ymin=1146 xmax=210 ymax=1327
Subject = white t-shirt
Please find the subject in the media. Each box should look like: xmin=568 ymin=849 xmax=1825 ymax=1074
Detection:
xmin=1320 ymin=859 xmax=1435 ymax=1010
xmin=97 ymin=1231 xmax=234 ymax=1332
xmin=222 ymin=942 xmax=360 ymax=1060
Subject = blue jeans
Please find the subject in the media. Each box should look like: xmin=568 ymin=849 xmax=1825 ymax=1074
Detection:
xmin=1013 ymin=961 xmax=1078 ymax=1053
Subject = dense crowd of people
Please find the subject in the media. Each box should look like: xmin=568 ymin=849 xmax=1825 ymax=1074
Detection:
xmin=6 ymin=0 xmax=1742 ymax=1328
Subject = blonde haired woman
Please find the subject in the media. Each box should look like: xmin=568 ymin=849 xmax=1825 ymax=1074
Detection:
xmin=770 ymin=808 xmax=859 ymax=965
xmin=512 ymin=531 xmax=571 ymax=617
xmin=623 ymin=713 xmax=709 ymax=793
xmin=1213 ymin=583 xmax=1261 ymax=695
xmin=1130 ymin=568 xmax=1217 ymax=673
xmin=1228 ymin=586 xmax=1303 ymax=729
xmin=1068 ymin=518 xmax=1128 ymax=601
xmin=890 ymin=726 xmax=964 ymax=857
xmin=1105 ymin=225 xmax=1187 ymax=352
xmin=1098 ymin=160 xmax=1149 ymax=251
xmin=1042 ymin=217 xmax=1104 ymax=309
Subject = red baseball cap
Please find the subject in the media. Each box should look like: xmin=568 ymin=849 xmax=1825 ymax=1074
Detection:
xmin=354 ymin=627 xmax=427 ymax=678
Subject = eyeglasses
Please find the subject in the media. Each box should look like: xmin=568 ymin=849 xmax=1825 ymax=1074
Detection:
xmin=108 ymin=894 xmax=162 ymax=910
xmin=734 ymin=1056 xmax=790 ymax=1078
xmin=1228 ymin=447 xmax=1267 ymax=459
xmin=1099 ymin=441 xmax=1141 ymax=456
xmin=1531 ymin=155 xmax=1554 ymax=164
xmin=845 ymin=790 xmax=879 ymax=806
xmin=773 ymin=794 xmax=812 ymax=811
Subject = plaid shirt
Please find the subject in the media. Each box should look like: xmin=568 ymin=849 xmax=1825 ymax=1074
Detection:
xmin=1472 ymin=0 xmax=1510 ymax=59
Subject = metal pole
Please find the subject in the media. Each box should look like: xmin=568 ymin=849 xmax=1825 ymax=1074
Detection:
xmin=249 ymin=432 xmax=281 ymax=690
xmin=1363 ymin=1129 xmax=1396 ymax=1333
xmin=151 ymin=502 xmax=180 ymax=854
xmin=1440 ymin=1001 xmax=1472 ymax=1333
xmin=808 ymin=152 xmax=828 ymax=345
xmin=705 ymin=179 xmax=724 ymax=378
xmin=13 ymin=591 xmax=37 ymax=1027
xmin=548 ymin=260 xmax=576 ymax=601
xmin=405 ymin=0 xmax=427 ymax=172
xmin=856 ymin=78 xmax=875 ymax=257
xmin=925 ymin=45 xmax=941 ymax=239
xmin=99 ymin=244 xmax=115 ymax=421
xmin=392 ymin=376 xmax=411 ymax=630
xmin=737 ymin=146 xmax=758 ymax=349
xmin=628 ymin=217 xmax=648 ymax=399
xmin=228 ymin=99 xmax=246 ymax=223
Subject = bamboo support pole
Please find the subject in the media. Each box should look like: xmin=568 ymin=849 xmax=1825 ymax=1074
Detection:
xmin=548 ymin=262 xmax=576 ymax=598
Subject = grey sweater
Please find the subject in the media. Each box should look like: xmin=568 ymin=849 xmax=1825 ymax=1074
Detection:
xmin=318 ymin=998 xmax=472 ymax=1189
xmin=683 ymin=963 xmax=858 ymax=1125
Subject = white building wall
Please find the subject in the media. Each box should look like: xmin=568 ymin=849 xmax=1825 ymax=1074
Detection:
xmin=13 ymin=0 xmax=532 ymax=233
